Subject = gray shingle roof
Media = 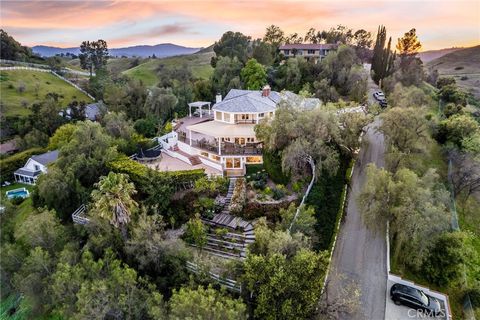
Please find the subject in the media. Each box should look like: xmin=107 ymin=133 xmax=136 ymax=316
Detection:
xmin=30 ymin=150 xmax=59 ymax=166
xmin=213 ymin=89 xmax=281 ymax=113
xmin=85 ymin=103 xmax=101 ymax=121
xmin=14 ymin=168 xmax=42 ymax=177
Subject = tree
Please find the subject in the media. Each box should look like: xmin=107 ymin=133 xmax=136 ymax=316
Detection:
xmin=103 ymin=111 xmax=134 ymax=140
xmin=104 ymin=83 xmax=128 ymax=112
xmin=279 ymin=204 xmax=316 ymax=238
xmin=313 ymin=79 xmax=339 ymax=103
xmin=257 ymin=102 xmax=341 ymax=179
xmin=357 ymin=165 xmax=450 ymax=270
xmin=211 ymin=56 xmax=243 ymax=95
xmin=371 ymin=25 xmax=395 ymax=84
xmin=252 ymin=40 xmax=275 ymax=66
xmin=337 ymin=111 xmax=371 ymax=157
xmin=379 ymin=107 xmax=430 ymax=172
xmin=213 ymin=31 xmax=251 ymax=64
xmin=244 ymin=249 xmax=329 ymax=320
xmin=240 ymin=58 xmax=267 ymax=90
xmin=448 ymin=149 xmax=480 ymax=202
xmin=423 ymin=231 xmax=472 ymax=287
xmin=396 ymin=28 xmax=421 ymax=69
xmin=183 ymin=214 xmax=207 ymax=250
xmin=388 ymin=83 xmax=434 ymax=109
xmin=169 ymin=285 xmax=246 ymax=320
xmin=440 ymin=114 xmax=479 ymax=146
xmin=0 ymin=29 xmax=32 ymax=61
xmin=263 ymin=25 xmax=285 ymax=47
xmin=14 ymin=208 xmax=66 ymax=254
xmin=143 ymin=87 xmax=178 ymax=125
xmin=79 ymin=40 xmax=109 ymax=76
xmin=353 ymin=29 xmax=373 ymax=62
xmin=90 ymin=172 xmax=138 ymax=239
xmin=46 ymin=56 xmax=64 ymax=72
xmin=48 ymin=123 xmax=76 ymax=149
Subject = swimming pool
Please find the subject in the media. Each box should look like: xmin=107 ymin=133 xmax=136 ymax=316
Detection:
xmin=5 ymin=188 xmax=30 ymax=199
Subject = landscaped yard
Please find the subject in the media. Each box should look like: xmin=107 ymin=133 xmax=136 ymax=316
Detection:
xmin=0 ymin=70 xmax=93 ymax=117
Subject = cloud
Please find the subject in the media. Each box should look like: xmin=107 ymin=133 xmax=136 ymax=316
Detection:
xmin=1 ymin=0 xmax=478 ymax=50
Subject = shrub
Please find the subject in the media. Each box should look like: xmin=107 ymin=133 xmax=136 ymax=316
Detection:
xmin=228 ymin=178 xmax=246 ymax=214
xmin=263 ymin=150 xmax=290 ymax=184
xmin=0 ymin=147 xmax=46 ymax=183
xmin=242 ymin=200 xmax=296 ymax=221
xmin=9 ymin=196 xmax=25 ymax=205
xmin=272 ymin=186 xmax=286 ymax=200
xmin=292 ymin=181 xmax=303 ymax=193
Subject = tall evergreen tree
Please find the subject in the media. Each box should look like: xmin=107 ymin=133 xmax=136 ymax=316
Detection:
xmin=371 ymin=25 xmax=395 ymax=84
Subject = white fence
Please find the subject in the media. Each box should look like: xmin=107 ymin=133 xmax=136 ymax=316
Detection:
xmin=72 ymin=204 xmax=90 ymax=225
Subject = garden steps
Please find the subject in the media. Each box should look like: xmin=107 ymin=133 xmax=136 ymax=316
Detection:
xmin=191 ymin=244 xmax=244 ymax=260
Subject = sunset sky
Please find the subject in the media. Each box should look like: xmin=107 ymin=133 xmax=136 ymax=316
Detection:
xmin=1 ymin=0 xmax=479 ymax=51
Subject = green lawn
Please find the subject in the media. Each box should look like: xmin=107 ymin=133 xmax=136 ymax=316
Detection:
xmin=0 ymin=70 xmax=93 ymax=117
xmin=122 ymin=52 xmax=215 ymax=86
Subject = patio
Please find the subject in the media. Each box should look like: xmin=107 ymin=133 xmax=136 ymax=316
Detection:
xmin=145 ymin=153 xmax=222 ymax=176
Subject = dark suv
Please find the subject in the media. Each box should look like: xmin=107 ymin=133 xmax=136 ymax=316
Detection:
xmin=390 ymin=283 xmax=442 ymax=316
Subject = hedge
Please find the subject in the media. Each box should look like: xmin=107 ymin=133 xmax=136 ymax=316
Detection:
xmin=0 ymin=147 xmax=46 ymax=183
xmin=306 ymin=155 xmax=351 ymax=251
xmin=263 ymin=150 xmax=290 ymax=185
xmin=108 ymin=156 xmax=206 ymax=191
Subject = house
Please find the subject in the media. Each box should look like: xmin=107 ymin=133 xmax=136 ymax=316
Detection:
xmin=279 ymin=43 xmax=338 ymax=62
xmin=174 ymin=86 xmax=281 ymax=176
xmin=13 ymin=150 xmax=59 ymax=184
xmin=59 ymin=102 xmax=102 ymax=121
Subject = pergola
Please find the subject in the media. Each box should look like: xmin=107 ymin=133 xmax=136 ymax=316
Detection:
xmin=188 ymin=101 xmax=211 ymax=118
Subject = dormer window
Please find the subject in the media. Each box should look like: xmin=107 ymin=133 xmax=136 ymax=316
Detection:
xmin=34 ymin=165 xmax=40 ymax=171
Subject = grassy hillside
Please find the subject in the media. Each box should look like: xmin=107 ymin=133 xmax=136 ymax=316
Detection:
xmin=427 ymin=45 xmax=480 ymax=99
xmin=0 ymin=70 xmax=93 ymax=117
xmin=122 ymin=51 xmax=215 ymax=86
xmin=418 ymin=47 xmax=463 ymax=63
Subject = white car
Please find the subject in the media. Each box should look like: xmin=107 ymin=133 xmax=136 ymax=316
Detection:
xmin=373 ymin=91 xmax=385 ymax=101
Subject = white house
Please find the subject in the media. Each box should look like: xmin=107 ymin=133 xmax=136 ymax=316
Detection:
xmin=14 ymin=150 xmax=59 ymax=184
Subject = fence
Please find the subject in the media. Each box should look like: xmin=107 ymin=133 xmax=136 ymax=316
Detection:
xmin=71 ymin=204 xmax=90 ymax=225
xmin=0 ymin=59 xmax=94 ymax=76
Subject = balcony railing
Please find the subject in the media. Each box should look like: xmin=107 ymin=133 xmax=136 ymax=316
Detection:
xmin=178 ymin=132 xmax=262 ymax=155
xmin=234 ymin=119 xmax=256 ymax=124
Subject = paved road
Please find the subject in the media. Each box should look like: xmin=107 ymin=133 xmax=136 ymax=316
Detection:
xmin=326 ymin=68 xmax=388 ymax=320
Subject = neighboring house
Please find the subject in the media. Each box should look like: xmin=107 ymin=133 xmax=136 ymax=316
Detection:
xmin=176 ymin=86 xmax=281 ymax=176
xmin=14 ymin=150 xmax=59 ymax=184
xmin=59 ymin=102 xmax=102 ymax=121
xmin=279 ymin=43 xmax=338 ymax=62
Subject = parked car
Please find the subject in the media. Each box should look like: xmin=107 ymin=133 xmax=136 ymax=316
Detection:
xmin=379 ymin=99 xmax=388 ymax=108
xmin=373 ymin=91 xmax=385 ymax=100
xmin=390 ymin=283 xmax=442 ymax=316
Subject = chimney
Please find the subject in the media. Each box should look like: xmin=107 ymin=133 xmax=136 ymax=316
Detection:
xmin=216 ymin=93 xmax=222 ymax=103
xmin=262 ymin=85 xmax=271 ymax=97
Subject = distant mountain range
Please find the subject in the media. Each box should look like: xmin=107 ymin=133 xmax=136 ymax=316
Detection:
xmin=32 ymin=43 xmax=201 ymax=58
xmin=417 ymin=47 xmax=464 ymax=63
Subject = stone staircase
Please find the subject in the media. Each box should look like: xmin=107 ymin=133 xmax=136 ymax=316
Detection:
xmin=194 ymin=178 xmax=255 ymax=260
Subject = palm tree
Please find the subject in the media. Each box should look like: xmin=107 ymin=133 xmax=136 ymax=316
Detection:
xmin=91 ymin=172 xmax=137 ymax=239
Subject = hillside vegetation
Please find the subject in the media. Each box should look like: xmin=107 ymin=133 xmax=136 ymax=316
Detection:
xmin=0 ymin=70 xmax=93 ymax=117
xmin=122 ymin=51 xmax=215 ymax=86
xmin=427 ymin=45 xmax=480 ymax=99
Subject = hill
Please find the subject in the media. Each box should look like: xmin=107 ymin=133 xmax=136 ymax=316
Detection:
xmin=427 ymin=45 xmax=480 ymax=99
xmin=0 ymin=70 xmax=93 ymax=117
xmin=32 ymin=43 xmax=201 ymax=58
xmin=417 ymin=47 xmax=463 ymax=63
xmin=122 ymin=51 xmax=215 ymax=86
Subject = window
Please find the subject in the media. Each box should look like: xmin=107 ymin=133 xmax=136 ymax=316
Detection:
xmin=215 ymin=111 xmax=222 ymax=121
xmin=258 ymin=113 xmax=264 ymax=117
xmin=224 ymin=113 xmax=231 ymax=122
xmin=284 ymin=49 xmax=290 ymax=55
xmin=226 ymin=157 xmax=241 ymax=168
xmin=307 ymin=49 xmax=315 ymax=54
xmin=246 ymin=156 xmax=262 ymax=163
xmin=200 ymin=152 xmax=208 ymax=157
xmin=34 ymin=165 xmax=40 ymax=171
